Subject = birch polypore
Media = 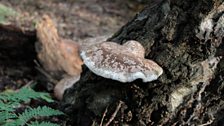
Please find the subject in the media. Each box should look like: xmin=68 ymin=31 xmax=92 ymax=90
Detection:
xmin=80 ymin=40 xmax=163 ymax=83
xmin=36 ymin=15 xmax=83 ymax=100
xmin=36 ymin=15 xmax=83 ymax=77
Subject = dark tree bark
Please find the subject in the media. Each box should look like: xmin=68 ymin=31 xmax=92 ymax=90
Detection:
xmin=63 ymin=0 xmax=224 ymax=125
xmin=0 ymin=24 xmax=36 ymax=77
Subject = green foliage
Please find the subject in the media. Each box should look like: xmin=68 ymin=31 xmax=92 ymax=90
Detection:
xmin=0 ymin=4 xmax=18 ymax=23
xmin=29 ymin=121 xmax=60 ymax=126
xmin=0 ymin=87 xmax=64 ymax=126
xmin=0 ymin=87 xmax=54 ymax=103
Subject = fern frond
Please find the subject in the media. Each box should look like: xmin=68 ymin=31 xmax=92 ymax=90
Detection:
xmin=0 ymin=111 xmax=18 ymax=126
xmin=29 ymin=121 xmax=60 ymax=126
xmin=2 ymin=122 xmax=17 ymax=126
xmin=0 ymin=101 xmax=15 ymax=112
xmin=15 ymin=106 xmax=64 ymax=126
xmin=0 ymin=87 xmax=63 ymax=126
xmin=0 ymin=87 xmax=52 ymax=103
xmin=0 ymin=111 xmax=17 ymax=122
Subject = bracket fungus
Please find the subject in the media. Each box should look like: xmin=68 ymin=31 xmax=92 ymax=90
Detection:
xmin=36 ymin=15 xmax=163 ymax=99
xmin=80 ymin=40 xmax=163 ymax=83
xmin=36 ymin=15 xmax=83 ymax=100
xmin=36 ymin=15 xmax=83 ymax=76
xmin=54 ymin=75 xmax=80 ymax=100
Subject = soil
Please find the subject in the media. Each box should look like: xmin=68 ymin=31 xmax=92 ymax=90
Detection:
xmin=0 ymin=0 xmax=143 ymax=41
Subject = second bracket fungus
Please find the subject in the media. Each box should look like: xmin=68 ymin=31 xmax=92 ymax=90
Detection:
xmin=80 ymin=40 xmax=163 ymax=83
xmin=36 ymin=15 xmax=83 ymax=100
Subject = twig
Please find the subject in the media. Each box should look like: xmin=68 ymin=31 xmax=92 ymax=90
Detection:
xmin=100 ymin=106 xmax=108 ymax=126
xmin=91 ymin=120 xmax=96 ymax=126
xmin=105 ymin=100 xmax=123 ymax=126
xmin=35 ymin=65 xmax=58 ymax=84
xmin=15 ymin=80 xmax=34 ymax=92
xmin=22 ymin=80 xmax=34 ymax=88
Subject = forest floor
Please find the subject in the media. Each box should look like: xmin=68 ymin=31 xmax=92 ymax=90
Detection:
xmin=0 ymin=0 xmax=143 ymax=41
xmin=0 ymin=0 xmax=144 ymax=125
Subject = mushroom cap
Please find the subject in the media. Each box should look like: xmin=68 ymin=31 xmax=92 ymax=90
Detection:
xmin=79 ymin=35 xmax=110 ymax=51
xmin=80 ymin=41 xmax=163 ymax=83
xmin=123 ymin=40 xmax=145 ymax=58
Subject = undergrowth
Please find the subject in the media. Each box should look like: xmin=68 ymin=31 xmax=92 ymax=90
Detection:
xmin=0 ymin=86 xmax=64 ymax=126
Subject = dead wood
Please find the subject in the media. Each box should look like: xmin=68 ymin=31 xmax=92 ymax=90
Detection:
xmin=62 ymin=0 xmax=224 ymax=125
xmin=0 ymin=24 xmax=36 ymax=77
xmin=0 ymin=1 xmax=222 ymax=125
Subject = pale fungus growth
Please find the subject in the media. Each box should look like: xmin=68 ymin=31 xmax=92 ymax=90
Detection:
xmin=37 ymin=15 xmax=163 ymax=100
xmin=36 ymin=15 xmax=83 ymax=76
xmin=36 ymin=15 xmax=83 ymax=100
xmin=54 ymin=75 xmax=80 ymax=100
xmin=80 ymin=40 xmax=163 ymax=83
xmin=58 ymin=39 xmax=83 ymax=76
xmin=79 ymin=35 xmax=110 ymax=51
xmin=123 ymin=40 xmax=145 ymax=58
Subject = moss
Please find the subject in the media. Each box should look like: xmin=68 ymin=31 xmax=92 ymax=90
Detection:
xmin=0 ymin=4 xmax=18 ymax=23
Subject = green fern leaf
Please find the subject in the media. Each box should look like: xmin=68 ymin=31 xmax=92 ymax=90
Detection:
xmin=0 ymin=87 xmax=63 ymax=126
xmin=15 ymin=106 xmax=64 ymax=126
xmin=0 ymin=102 xmax=14 ymax=112
xmin=0 ymin=111 xmax=17 ymax=123
xmin=29 ymin=121 xmax=60 ymax=126
xmin=0 ymin=87 xmax=53 ymax=103
xmin=0 ymin=101 xmax=21 ymax=112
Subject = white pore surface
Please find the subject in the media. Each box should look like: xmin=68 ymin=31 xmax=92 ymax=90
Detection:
xmin=80 ymin=51 xmax=159 ymax=83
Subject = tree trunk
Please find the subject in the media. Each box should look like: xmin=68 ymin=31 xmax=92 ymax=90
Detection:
xmin=62 ymin=0 xmax=224 ymax=125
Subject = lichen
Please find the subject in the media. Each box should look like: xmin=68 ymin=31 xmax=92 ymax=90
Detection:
xmin=170 ymin=56 xmax=222 ymax=111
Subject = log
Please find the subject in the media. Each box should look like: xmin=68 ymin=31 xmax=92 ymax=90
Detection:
xmin=0 ymin=24 xmax=36 ymax=77
xmin=62 ymin=0 xmax=224 ymax=125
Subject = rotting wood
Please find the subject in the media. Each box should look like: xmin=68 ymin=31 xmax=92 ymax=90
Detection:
xmin=62 ymin=0 xmax=224 ymax=125
xmin=0 ymin=1 xmax=222 ymax=125
xmin=0 ymin=24 xmax=36 ymax=77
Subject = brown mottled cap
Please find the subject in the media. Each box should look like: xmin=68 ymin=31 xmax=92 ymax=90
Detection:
xmin=123 ymin=40 xmax=145 ymax=58
xmin=80 ymin=40 xmax=163 ymax=83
